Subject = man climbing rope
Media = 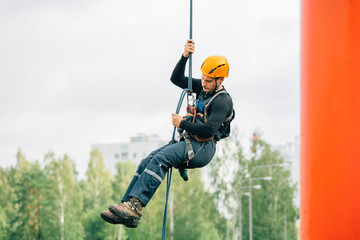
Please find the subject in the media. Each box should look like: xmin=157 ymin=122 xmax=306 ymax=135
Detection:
xmin=100 ymin=39 xmax=234 ymax=228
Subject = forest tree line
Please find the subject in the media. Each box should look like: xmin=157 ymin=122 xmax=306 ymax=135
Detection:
xmin=0 ymin=132 xmax=298 ymax=240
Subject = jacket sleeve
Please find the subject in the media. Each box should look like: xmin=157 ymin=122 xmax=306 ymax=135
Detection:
xmin=170 ymin=55 xmax=202 ymax=94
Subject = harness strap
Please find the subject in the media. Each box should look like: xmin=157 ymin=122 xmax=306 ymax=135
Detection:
xmin=190 ymin=133 xmax=214 ymax=143
xmin=184 ymin=134 xmax=195 ymax=165
xmin=204 ymin=90 xmax=230 ymax=122
xmin=225 ymin=111 xmax=234 ymax=122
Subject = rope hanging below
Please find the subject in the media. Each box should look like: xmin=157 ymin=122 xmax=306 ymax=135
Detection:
xmin=161 ymin=1 xmax=193 ymax=239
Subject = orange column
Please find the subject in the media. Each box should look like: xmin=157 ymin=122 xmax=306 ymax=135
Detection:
xmin=301 ymin=0 xmax=360 ymax=239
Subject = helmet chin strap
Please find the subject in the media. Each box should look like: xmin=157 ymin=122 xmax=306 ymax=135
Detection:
xmin=207 ymin=78 xmax=220 ymax=94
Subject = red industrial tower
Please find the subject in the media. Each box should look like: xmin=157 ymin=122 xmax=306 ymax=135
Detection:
xmin=301 ymin=0 xmax=360 ymax=239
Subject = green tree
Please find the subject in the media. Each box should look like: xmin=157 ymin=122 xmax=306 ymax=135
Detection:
xmin=171 ymin=168 xmax=226 ymax=240
xmin=1 ymin=150 xmax=28 ymax=240
xmin=243 ymin=133 xmax=298 ymax=240
xmin=208 ymin=131 xmax=298 ymax=240
xmin=44 ymin=152 xmax=85 ymax=240
xmin=81 ymin=149 xmax=115 ymax=240
xmin=7 ymin=152 xmax=50 ymax=240
xmin=110 ymin=161 xmax=136 ymax=240
xmin=208 ymin=128 xmax=247 ymax=240
xmin=5 ymin=150 xmax=86 ymax=240
xmin=0 ymin=167 xmax=11 ymax=239
xmin=81 ymin=149 xmax=114 ymax=210
xmin=82 ymin=207 xmax=119 ymax=240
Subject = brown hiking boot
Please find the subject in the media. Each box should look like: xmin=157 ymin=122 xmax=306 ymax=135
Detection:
xmin=109 ymin=198 xmax=143 ymax=224
xmin=100 ymin=210 xmax=139 ymax=228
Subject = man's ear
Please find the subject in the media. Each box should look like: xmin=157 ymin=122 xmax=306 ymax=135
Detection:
xmin=217 ymin=77 xmax=225 ymax=85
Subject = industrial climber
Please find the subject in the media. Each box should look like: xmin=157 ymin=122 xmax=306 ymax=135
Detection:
xmin=100 ymin=39 xmax=235 ymax=228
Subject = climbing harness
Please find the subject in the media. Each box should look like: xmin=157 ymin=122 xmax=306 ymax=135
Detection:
xmin=184 ymin=90 xmax=235 ymax=143
xmin=202 ymin=91 xmax=235 ymax=129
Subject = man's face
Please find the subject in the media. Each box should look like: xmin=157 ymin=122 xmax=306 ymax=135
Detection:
xmin=201 ymin=73 xmax=223 ymax=93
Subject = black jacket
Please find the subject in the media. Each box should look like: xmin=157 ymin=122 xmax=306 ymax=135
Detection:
xmin=170 ymin=55 xmax=234 ymax=140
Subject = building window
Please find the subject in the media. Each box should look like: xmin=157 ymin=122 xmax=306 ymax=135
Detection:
xmin=114 ymin=154 xmax=119 ymax=159
xmin=121 ymin=152 xmax=128 ymax=160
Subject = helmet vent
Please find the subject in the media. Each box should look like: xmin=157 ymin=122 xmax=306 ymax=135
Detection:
xmin=208 ymin=64 xmax=226 ymax=74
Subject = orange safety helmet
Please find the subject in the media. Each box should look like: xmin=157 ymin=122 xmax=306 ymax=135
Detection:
xmin=200 ymin=55 xmax=229 ymax=78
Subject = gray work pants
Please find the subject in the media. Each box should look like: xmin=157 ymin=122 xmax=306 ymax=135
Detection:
xmin=121 ymin=139 xmax=216 ymax=206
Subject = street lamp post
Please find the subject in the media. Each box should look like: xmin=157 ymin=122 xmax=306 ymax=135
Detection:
xmin=248 ymin=176 xmax=272 ymax=240
xmin=238 ymin=192 xmax=243 ymax=240
xmin=247 ymin=163 xmax=289 ymax=240
xmin=238 ymin=185 xmax=261 ymax=240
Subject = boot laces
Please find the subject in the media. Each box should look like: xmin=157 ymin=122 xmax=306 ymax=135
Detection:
xmin=129 ymin=198 xmax=142 ymax=215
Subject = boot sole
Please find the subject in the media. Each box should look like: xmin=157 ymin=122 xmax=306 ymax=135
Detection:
xmin=100 ymin=212 xmax=139 ymax=228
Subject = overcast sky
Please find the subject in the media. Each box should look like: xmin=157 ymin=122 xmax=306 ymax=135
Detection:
xmin=0 ymin=0 xmax=300 ymax=177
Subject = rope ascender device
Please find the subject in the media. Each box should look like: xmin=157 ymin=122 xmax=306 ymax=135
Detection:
xmin=161 ymin=0 xmax=194 ymax=239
